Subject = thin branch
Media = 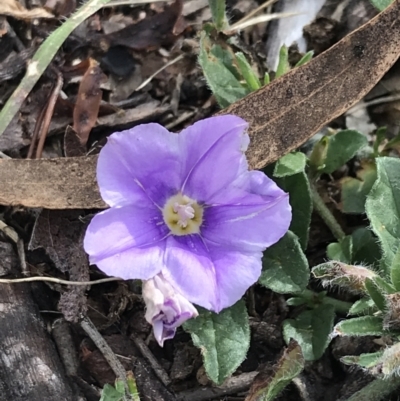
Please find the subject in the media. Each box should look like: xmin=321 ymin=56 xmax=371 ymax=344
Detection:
xmin=0 ymin=276 xmax=123 ymax=286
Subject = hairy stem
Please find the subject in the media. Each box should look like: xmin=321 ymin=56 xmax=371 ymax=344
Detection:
xmin=310 ymin=181 xmax=346 ymax=242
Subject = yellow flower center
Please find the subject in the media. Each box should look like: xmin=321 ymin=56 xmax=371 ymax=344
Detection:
xmin=162 ymin=193 xmax=203 ymax=236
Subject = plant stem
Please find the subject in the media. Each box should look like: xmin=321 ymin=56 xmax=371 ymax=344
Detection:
xmin=300 ymin=289 xmax=352 ymax=314
xmin=310 ymin=181 xmax=346 ymax=242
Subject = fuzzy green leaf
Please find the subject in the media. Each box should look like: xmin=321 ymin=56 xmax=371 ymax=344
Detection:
xmin=341 ymin=351 xmax=384 ymax=368
xmin=274 ymin=152 xmax=307 ymax=177
xmin=349 ymin=297 xmax=377 ymax=316
xmin=274 ymin=172 xmax=312 ymax=250
xmin=251 ymin=341 xmax=305 ymax=401
xmin=235 ymin=52 xmax=261 ymax=91
xmin=366 ymin=157 xmax=400 ymax=274
xmin=340 ymin=161 xmax=377 ymax=214
xmin=208 ymin=0 xmax=229 ymax=31
xmin=100 ymin=384 xmax=124 ymax=401
xmin=260 ymin=231 xmax=309 ymax=293
xmin=183 ymin=300 xmax=250 ymax=385
xmin=365 ymin=278 xmax=386 ymax=311
xmin=333 ymin=316 xmax=385 ymax=337
xmin=390 ymin=247 xmax=400 ymax=291
xmin=199 ymin=32 xmax=248 ymax=108
xmin=283 ymin=304 xmax=335 ymax=361
xmin=295 ymin=51 xmax=314 ymax=67
xmin=319 ymin=130 xmax=368 ymax=174
xmin=369 ymin=0 xmax=394 ymax=11
xmin=275 ymin=45 xmax=290 ymax=78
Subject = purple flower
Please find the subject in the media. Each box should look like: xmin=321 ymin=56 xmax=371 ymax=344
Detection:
xmin=84 ymin=115 xmax=291 ymax=313
xmin=142 ymin=273 xmax=198 ymax=346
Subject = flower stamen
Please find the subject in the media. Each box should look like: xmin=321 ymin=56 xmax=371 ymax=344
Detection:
xmin=173 ymin=202 xmax=195 ymax=228
xmin=163 ymin=194 xmax=203 ymax=235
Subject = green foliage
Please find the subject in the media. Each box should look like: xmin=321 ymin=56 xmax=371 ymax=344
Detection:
xmin=199 ymin=32 xmax=249 ymax=107
xmin=252 ymin=341 xmax=305 ymax=401
xmin=326 ymin=228 xmax=381 ymax=266
xmin=259 ymin=231 xmax=310 ymax=293
xmin=235 ymin=52 xmax=261 ymax=91
xmin=283 ymin=304 xmax=335 ymax=361
xmin=333 ymin=316 xmax=386 ymax=337
xmin=208 ymin=0 xmax=229 ymax=31
xmin=100 ymin=376 xmax=139 ymax=401
xmin=341 ymin=351 xmax=384 ymax=369
xmin=312 ymin=130 xmax=368 ymax=174
xmin=365 ymin=278 xmax=386 ymax=311
xmin=183 ymin=300 xmax=250 ymax=385
xmin=369 ymin=0 xmax=394 ymax=11
xmin=273 ymin=152 xmax=307 ymax=177
xmin=366 ymin=157 xmax=400 ymax=274
xmin=273 ymin=154 xmax=312 ymax=249
xmin=295 ymin=51 xmax=314 ymax=67
xmin=275 ymin=45 xmax=290 ymax=78
xmin=348 ymin=297 xmax=377 ymax=316
xmin=340 ymin=160 xmax=377 ymax=214
xmin=390 ymin=248 xmax=400 ymax=291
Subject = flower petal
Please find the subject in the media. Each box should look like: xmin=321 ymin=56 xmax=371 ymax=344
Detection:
xmin=202 ymin=171 xmax=291 ymax=252
xmin=179 ymin=115 xmax=249 ymax=203
xmin=97 ymin=123 xmax=182 ymax=207
xmin=206 ymin=242 xmax=263 ymax=311
xmin=84 ymin=205 xmax=168 ymax=279
xmin=162 ymin=235 xmax=219 ymax=310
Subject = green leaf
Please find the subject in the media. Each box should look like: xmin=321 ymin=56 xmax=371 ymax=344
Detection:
xmin=349 ymin=297 xmax=378 ymax=316
xmin=340 ymin=161 xmax=377 ymax=214
xmin=365 ymin=278 xmax=386 ymax=311
xmin=373 ymin=126 xmax=387 ymax=155
xmin=391 ymin=248 xmax=400 ymax=291
xmin=351 ymin=227 xmax=381 ymax=267
xmin=208 ymin=0 xmax=229 ymax=31
xmin=327 ymin=228 xmax=381 ymax=266
xmin=183 ymin=300 xmax=250 ymax=385
xmin=273 ymin=152 xmax=307 ymax=177
xmin=333 ymin=316 xmax=385 ymax=337
xmin=100 ymin=384 xmax=124 ymax=401
xmin=369 ymin=0 xmax=394 ymax=11
xmin=235 ymin=52 xmax=261 ymax=91
xmin=327 ymin=236 xmax=352 ymax=263
xmin=274 ymin=172 xmax=312 ymax=249
xmin=341 ymin=351 xmax=384 ymax=368
xmin=283 ymin=304 xmax=335 ymax=361
xmin=259 ymin=231 xmax=309 ymax=293
xmin=275 ymin=45 xmax=290 ymax=78
xmin=199 ymin=31 xmax=249 ymax=108
xmin=319 ymin=130 xmax=368 ymax=174
xmin=295 ymin=51 xmax=314 ymax=67
xmin=264 ymin=72 xmax=270 ymax=85
xmin=251 ymin=341 xmax=304 ymax=401
xmin=366 ymin=157 xmax=400 ymax=274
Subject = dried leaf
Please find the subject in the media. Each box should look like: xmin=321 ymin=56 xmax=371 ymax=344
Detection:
xmin=0 ymin=0 xmax=54 ymax=19
xmin=0 ymin=2 xmax=400 ymax=208
xmin=29 ymin=209 xmax=90 ymax=322
xmin=0 ymin=156 xmax=106 ymax=209
xmin=73 ymin=59 xmax=106 ymax=146
xmin=102 ymin=0 xmax=183 ymax=51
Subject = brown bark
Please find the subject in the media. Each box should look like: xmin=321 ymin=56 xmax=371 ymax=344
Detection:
xmin=0 ymin=241 xmax=78 ymax=401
